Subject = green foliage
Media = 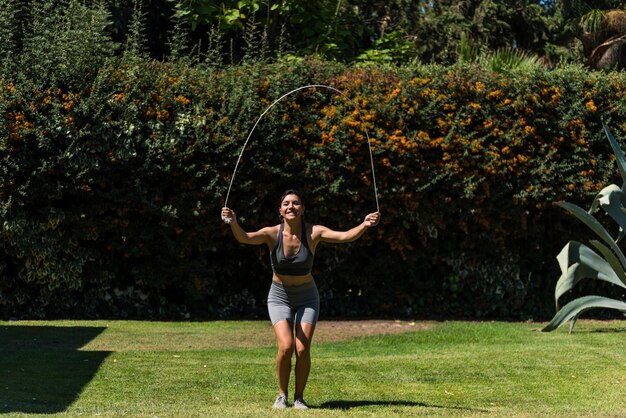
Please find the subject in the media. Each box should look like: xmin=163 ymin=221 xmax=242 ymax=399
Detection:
xmin=356 ymin=30 xmax=415 ymax=65
xmin=543 ymin=125 xmax=626 ymax=332
xmin=579 ymin=9 xmax=607 ymax=33
xmin=169 ymin=0 xmax=351 ymax=61
xmin=484 ymin=48 xmax=543 ymax=72
xmin=170 ymin=0 xmax=263 ymax=31
xmin=458 ymin=33 xmax=544 ymax=73
xmin=164 ymin=0 xmax=594 ymax=66
xmin=21 ymin=0 xmax=116 ymax=89
xmin=0 ymin=0 xmax=19 ymax=74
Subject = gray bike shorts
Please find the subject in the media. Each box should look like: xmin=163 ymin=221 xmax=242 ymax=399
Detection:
xmin=267 ymin=280 xmax=320 ymax=326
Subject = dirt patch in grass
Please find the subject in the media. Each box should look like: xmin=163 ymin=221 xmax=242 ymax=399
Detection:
xmin=76 ymin=319 xmax=436 ymax=351
xmin=209 ymin=319 xmax=436 ymax=349
xmin=314 ymin=320 xmax=435 ymax=343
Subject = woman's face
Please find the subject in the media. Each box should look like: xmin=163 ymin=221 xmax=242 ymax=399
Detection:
xmin=279 ymin=194 xmax=304 ymax=219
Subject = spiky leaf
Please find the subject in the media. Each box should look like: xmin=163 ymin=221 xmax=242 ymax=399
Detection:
xmin=603 ymin=123 xmax=626 ymax=188
xmin=542 ymin=295 xmax=626 ymax=332
xmin=589 ymin=240 xmax=626 ymax=285
xmin=556 ymin=202 xmax=626 ymax=271
xmin=554 ymin=241 xmax=626 ymax=308
xmin=588 ymin=184 xmax=626 ymax=241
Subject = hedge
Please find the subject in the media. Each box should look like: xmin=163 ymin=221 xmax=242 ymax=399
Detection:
xmin=1 ymin=4 xmax=626 ymax=319
xmin=2 ymin=55 xmax=625 ymax=320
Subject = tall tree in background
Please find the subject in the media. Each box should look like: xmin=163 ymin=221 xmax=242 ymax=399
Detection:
xmin=107 ymin=0 xmax=177 ymax=59
xmin=552 ymin=0 xmax=626 ymax=69
xmin=166 ymin=0 xmax=557 ymax=64
xmin=54 ymin=0 xmax=622 ymax=68
xmin=580 ymin=8 xmax=626 ymax=69
xmin=167 ymin=0 xmax=357 ymax=61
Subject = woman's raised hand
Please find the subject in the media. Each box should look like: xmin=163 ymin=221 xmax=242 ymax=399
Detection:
xmin=221 ymin=207 xmax=236 ymax=224
xmin=364 ymin=212 xmax=381 ymax=227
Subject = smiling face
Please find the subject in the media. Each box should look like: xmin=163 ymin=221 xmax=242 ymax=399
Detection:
xmin=279 ymin=193 xmax=304 ymax=220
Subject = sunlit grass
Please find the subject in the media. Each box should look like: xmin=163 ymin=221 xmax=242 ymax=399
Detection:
xmin=2 ymin=319 xmax=626 ymax=417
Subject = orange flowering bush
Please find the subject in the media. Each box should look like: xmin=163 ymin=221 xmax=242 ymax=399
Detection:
xmin=2 ymin=45 xmax=626 ymax=319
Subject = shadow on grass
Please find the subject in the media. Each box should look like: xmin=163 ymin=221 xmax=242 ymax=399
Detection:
xmin=0 ymin=325 xmax=110 ymax=414
xmin=584 ymin=328 xmax=626 ymax=333
xmin=319 ymin=399 xmax=487 ymax=412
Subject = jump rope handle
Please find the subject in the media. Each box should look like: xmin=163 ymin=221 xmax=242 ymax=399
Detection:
xmin=221 ymin=203 xmax=233 ymax=224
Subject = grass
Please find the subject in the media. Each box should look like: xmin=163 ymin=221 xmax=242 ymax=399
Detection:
xmin=2 ymin=319 xmax=626 ymax=417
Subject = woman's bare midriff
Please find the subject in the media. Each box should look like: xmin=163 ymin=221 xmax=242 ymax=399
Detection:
xmin=272 ymin=272 xmax=314 ymax=286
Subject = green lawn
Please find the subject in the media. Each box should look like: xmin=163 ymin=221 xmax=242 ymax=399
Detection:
xmin=1 ymin=319 xmax=626 ymax=417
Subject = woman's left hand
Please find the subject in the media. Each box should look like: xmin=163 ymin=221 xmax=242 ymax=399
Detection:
xmin=364 ymin=212 xmax=381 ymax=227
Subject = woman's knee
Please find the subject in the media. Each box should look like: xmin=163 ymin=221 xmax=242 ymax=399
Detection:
xmin=273 ymin=320 xmax=295 ymax=356
xmin=295 ymin=340 xmax=311 ymax=358
xmin=278 ymin=344 xmax=294 ymax=358
xmin=276 ymin=337 xmax=295 ymax=357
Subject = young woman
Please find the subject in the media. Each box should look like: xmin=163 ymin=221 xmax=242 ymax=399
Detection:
xmin=221 ymin=189 xmax=380 ymax=409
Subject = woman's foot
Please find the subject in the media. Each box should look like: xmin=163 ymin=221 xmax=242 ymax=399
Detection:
xmin=293 ymin=397 xmax=309 ymax=409
xmin=273 ymin=393 xmax=288 ymax=409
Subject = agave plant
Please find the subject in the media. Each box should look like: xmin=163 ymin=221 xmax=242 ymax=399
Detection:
xmin=543 ymin=124 xmax=626 ymax=332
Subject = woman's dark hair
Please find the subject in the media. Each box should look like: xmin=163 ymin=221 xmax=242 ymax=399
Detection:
xmin=279 ymin=189 xmax=306 ymax=207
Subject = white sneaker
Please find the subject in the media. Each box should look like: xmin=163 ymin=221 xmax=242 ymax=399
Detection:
xmin=273 ymin=394 xmax=288 ymax=409
xmin=293 ymin=397 xmax=309 ymax=409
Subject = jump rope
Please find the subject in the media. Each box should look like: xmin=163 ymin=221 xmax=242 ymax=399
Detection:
xmin=222 ymin=84 xmax=380 ymax=223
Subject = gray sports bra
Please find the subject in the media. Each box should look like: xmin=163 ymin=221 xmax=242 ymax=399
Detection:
xmin=270 ymin=219 xmax=315 ymax=276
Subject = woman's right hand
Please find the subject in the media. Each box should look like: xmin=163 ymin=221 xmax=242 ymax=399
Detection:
xmin=221 ymin=207 xmax=236 ymax=224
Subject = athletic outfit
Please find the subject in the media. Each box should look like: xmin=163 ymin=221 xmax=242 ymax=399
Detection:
xmin=267 ymin=218 xmax=320 ymax=326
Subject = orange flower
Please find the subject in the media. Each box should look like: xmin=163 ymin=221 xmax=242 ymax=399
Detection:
xmin=174 ymin=95 xmax=191 ymax=106
xmin=585 ymin=100 xmax=597 ymax=113
xmin=157 ymin=109 xmax=170 ymax=122
xmin=487 ymin=90 xmax=503 ymax=99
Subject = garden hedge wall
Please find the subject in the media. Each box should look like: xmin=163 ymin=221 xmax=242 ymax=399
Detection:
xmin=2 ymin=47 xmax=626 ymax=319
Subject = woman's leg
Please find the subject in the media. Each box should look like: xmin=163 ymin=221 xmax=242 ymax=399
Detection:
xmin=294 ymin=321 xmax=315 ymax=399
xmin=272 ymin=319 xmax=295 ymax=396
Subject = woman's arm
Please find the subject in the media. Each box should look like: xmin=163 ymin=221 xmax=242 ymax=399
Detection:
xmin=221 ymin=207 xmax=275 ymax=247
xmin=315 ymin=212 xmax=381 ymax=244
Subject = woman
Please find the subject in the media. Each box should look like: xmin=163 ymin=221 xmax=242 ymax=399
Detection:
xmin=221 ymin=189 xmax=380 ymax=409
